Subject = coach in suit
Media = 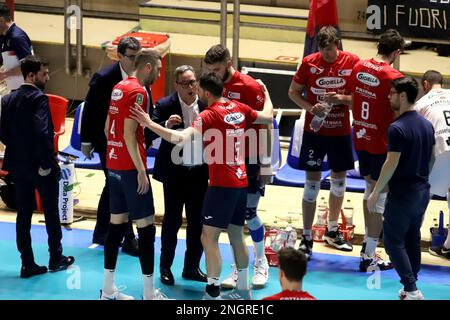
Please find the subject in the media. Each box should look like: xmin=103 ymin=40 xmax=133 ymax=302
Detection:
xmin=0 ymin=55 xmax=74 ymax=278
xmin=153 ymin=65 xmax=208 ymax=285
xmin=80 ymin=37 xmax=143 ymax=255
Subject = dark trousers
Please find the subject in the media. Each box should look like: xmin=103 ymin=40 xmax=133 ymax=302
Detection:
xmin=92 ymin=149 xmax=135 ymax=242
xmin=15 ymin=171 xmax=62 ymax=267
xmin=160 ymin=165 xmax=208 ymax=271
xmin=383 ymin=188 xmax=430 ymax=292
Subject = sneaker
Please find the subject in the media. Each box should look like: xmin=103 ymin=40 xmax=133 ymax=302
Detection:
xmin=252 ymin=257 xmax=269 ymax=289
xmin=100 ymin=287 xmax=134 ymax=300
xmin=359 ymin=254 xmax=394 ymax=272
xmin=298 ymin=237 xmax=313 ymax=260
xmin=429 ymin=245 xmax=450 ymax=259
xmin=221 ymin=289 xmax=252 ymax=300
xmin=221 ymin=264 xmax=238 ymax=289
xmin=20 ymin=263 xmax=48 ymax=279
xmin=324 ymin=228 xmax=353 ymax=251
xmin=49 ymin=255 xmax=75 ymax=272
xmin=399 ymin=289 xmax=425 ymax=300
xmin=144 ymin=288 xmax=173 ymax=300
xmin=202 ymin=292 xmax=223 ymax=300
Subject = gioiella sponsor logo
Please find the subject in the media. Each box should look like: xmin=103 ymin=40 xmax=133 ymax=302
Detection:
xmin=61 ymin=168 xmax=71 ymax=180
xmin=316 ymin=77 xmax=346 ymax=89
xmin=357 ymin=72 xmax=380 ymax=87
xmin=224 ymin=112 xmax=245 ymax=125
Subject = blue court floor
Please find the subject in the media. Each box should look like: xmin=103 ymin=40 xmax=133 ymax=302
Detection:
xmin=0 ymin=221 xmax=449 ymax=300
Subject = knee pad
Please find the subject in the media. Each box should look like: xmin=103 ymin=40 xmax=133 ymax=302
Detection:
xmin=374 ymin=192 xmax=387 ymax=214
xmin=246 ymin=192 xmax=261 ymax=209
xmin=330 ymin=178 xmax=346 ymax=198
xmin=245 ymin=206 xmax=258 ymax=221
xmin=363 ymin=181 xmax=373 ymax=201
xmin=246 ymin=215 xmax=263 ymax=231
xmin=303 ymin=180 xmax=320 ymax=203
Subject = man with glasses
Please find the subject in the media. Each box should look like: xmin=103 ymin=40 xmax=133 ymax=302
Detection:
xmin=151 ymin=65 xmax=208 ymax=286
xmin=81 ymin=36 xmax=142 ymax=255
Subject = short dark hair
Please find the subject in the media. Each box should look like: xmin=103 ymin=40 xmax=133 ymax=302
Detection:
xmin=134 ymin=50 xmax=161 ymax=70
xmin=391 ymin=77 xmax=419 ymax=104
xmin=318 ymin=26 xmax=340 ymax=49
xmin=199 ymin=72 xmax=224 ymax=97
xmin=278 ymin=248 xmax=307 ymax=282
xmin=117 ymin=36 xmax=141 ymax=55
xmin=0 ymin=4 xmax=12 ymax=21
xmin=21 ymin=55 xmax=49 ymax=79
xmin=204 ymin=44 xmax=231 ymax=65
xmin=174 ymin=65 xmax=195 ymax=82
xmin=377 ymin=29 xmax=405 ymax=56
xmin=422 ymin=70 xmax=443 ymax=87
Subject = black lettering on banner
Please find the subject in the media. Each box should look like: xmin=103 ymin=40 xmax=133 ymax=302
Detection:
xmin=366 ymin=0 xmax=450 ymax=40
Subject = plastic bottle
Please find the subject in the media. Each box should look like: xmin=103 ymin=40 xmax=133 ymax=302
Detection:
xmin=285 ymin=225 xmax=297 ymax=248
xmin=309 ymin=102 xmax=332 ymax=132
xmin=316 ymin=197 xmax=328 ymax=226
xmin=343 ymin=199 xmax=354 ymax=226
xmin=271 ymin=229 xmax=287 ymax=252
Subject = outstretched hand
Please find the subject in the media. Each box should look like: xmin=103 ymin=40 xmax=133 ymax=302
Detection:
xmin=130 ymin=103 xmax=152 ymax=127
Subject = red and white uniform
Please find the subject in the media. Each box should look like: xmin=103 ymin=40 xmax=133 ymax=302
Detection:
xmin=192 ymin=99 xmax=258 ymax=188
xmin=106 ymin=76 xmax=148 ymax=171
xmin=351 ymin=58 xmax=403 ymax=154
xmin=263 ymin=290 xmax=316 ymax=300
xmin=293 ymin=51 xmax=359 ymax=136
xmin=224 ymin=70 xmax=265 ymax=158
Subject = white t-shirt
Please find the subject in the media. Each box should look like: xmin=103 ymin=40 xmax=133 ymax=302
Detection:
xmin=414 ymin=88 xmax=450 ymax=157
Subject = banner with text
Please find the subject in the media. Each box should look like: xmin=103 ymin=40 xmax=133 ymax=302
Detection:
xmin=366 ymin=0 xmax=450 ymax=40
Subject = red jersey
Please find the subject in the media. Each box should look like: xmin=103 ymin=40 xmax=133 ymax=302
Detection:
xmin=293 ymin=51 xmax=360 ymax=136
xmin=106 ymin=76 xmax=148 ymax=171
xmin=224 ymin=70 xmax=265 ymax=158
xmin=350 ymin=59 xmax=403 ymax=154
xmin=263 ymin=290 xmax=316 ymax=301
xmin=192 ymin=99 xmax=258 ymax=188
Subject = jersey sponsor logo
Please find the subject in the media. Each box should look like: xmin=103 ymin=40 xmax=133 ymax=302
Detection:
xmin=136 ymin=93 xmax=144 ymax=106
xmin=362 ymin=61 xmax=383 ymax=72
xmin=311 ymin=87 xmax=326 ymax=95
xmin=224 ymin=112 xmax=245 ymax=125
xmin=355 ymin=128 xmax=370 ymax=140
xmin=227 ymin=91 xmax=241 ymax=100
xmin=316 ymin=77 xmax=346 ymax=89
xmin=357 ymin=72 xmax=380 ymax=87
xmin=256 ymin=94 xmax=264 ymax=104
xmin=355 ymin=87 xmax=377 ymax=99
xmin=310 ymin=66 xmax=324 ymax=75
xmin=338 ymin=69 xmax=352 ymax=76
xmin=111 ymin=89 xmax=123 ymax=101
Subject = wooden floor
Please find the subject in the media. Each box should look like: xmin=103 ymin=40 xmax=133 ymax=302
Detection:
xmin=1 ymin=117 xmax=449 ymax=268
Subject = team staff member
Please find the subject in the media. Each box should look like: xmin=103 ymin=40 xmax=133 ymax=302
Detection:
xmin=288 ymin=26 xmax=359 ymax=259
xmin=330 ymin=29 xmax=404 ymax=271
xmin=129 ymin=72 xmax=274 ymax=300
xmin=368 ymin=77 xmax=435 ymax=300
xmin=0 ymin=55 xmax=74 ymax=278
xmin=0 ymin=4 xmax=33 ymax=92
xmin=414 ymin=70 xmax=450 ymax=260
xmin=100 ymin=50 xmax=169 ymax=300
xmin=204 ymin=44 xmax=272 ymax=289
xmin=262 ymin=248 xmax=316 ymax=300
xmin=152 ymin=65 xmax=208 ymax=285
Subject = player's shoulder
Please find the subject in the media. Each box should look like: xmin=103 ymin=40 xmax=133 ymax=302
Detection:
xmin=340 ymin=50 xmax=360 ymax=62
xmin=302 ymin=52 xmax=322 ymax=64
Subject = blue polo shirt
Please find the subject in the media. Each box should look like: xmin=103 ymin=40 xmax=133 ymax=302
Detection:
xmin=0 ymin=23 xmax=33 ymax=90
xmin=387 ymin=110 xmax=435 ymax=192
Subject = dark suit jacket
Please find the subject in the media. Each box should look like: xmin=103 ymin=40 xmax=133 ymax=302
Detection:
xmin=151 ymin=92 xmax=208 ymax=183
xmin=0 ymin=84 xmax=59 ymax=176
xmin=80 ymin=62 xmax=154 ymax=154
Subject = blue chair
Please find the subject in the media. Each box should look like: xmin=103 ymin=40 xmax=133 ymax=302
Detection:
xmin=58 ymin=103 xmax=103 ymax=169
xmin=273 ymin=115 xmax=330 ymax=187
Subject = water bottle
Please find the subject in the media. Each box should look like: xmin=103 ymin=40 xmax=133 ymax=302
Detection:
xmin=316 ymin=197 xmax=328 ymax=226
xmin=285 ymin=225 xmax=297 ymax=248
xmin=309 ymin=102 xmax=332 ymax=132
xmin=343 ymin=199 xmax=354 ymax=226
xmin=271 ymin=229 xmax=287 ymax=252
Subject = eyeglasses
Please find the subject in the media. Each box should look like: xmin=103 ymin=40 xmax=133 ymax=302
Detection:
xmin=176 ymin=80 xmax=197 ymax=89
